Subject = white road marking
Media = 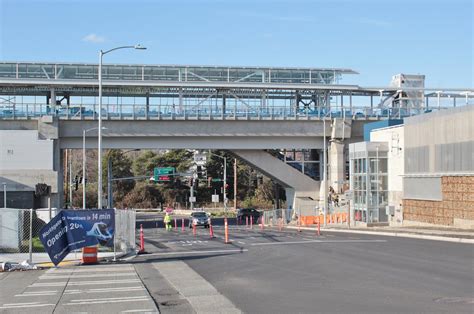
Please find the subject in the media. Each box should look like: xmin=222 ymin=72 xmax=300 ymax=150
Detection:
xmin=15 ymin=292 xmax=57 ymax=297
xmin=40 ymin=272 xmax=137 ymax=279
xmin=64 ymin=286 xmax=145 ymax=295
xmin=0 ymin=303 xmax=55 ymax=309
xmin=122 ymin=310 xmax=156 ymax=313
xmin=142 ymin=249 xmax=248 ymax=256
xmin=4 ymin=302 xmax=41 ymax=306
xmin=49 ymin=267 xmax=133 ymax=273
xmin=66 ymin=296 xmax=150 ymax=306
xmin=27 ymin=279 xmax=140 ymax=288
xmin=251 ymin=239 xmax=387 ymax=246
xmin=237 ymin=241 xmax=246 ymax=244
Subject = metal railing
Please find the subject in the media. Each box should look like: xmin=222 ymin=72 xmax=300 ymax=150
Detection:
xmin=0 ymin=102 xmax=456 ymax=121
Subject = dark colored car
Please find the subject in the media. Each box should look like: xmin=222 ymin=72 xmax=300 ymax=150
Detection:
xmin=237 ymin=208 xmax=261 ymax=222
xmin=189 ymin=211 xmax=210 ymax=228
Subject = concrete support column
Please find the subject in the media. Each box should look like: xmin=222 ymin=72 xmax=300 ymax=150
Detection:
xmin=54 ymin=144 xmax=64 ymax=209
xmin=329 ymin=140 xmax=345 ymax=193
xmin=285 ymin=187 xmax=295 ymax=221
xmin=50 ymin=88 xmax=56 ymax=113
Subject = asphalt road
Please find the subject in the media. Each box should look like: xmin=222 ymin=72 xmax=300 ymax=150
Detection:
xmin=136 ymin=217 xmax=474 ymax=314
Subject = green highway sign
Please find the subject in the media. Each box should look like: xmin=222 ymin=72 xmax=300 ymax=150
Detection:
xmin=154 ymin=167 xmax=175 ymax=181
xmin=211 ymin=178 xmax=222 ymax=182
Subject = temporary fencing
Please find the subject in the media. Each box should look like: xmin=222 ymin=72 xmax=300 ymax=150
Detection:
xmin=0 ymin=208 xmax=136 ymax=264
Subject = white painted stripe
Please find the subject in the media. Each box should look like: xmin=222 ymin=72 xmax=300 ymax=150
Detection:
xmin=68 ymin=279 xmax=141 ymax=286
xmin=64 ymin=287 xmax=145 ymax=294
xmin=21 ymin=290 xmax=57 ymax=293
xmin=0 ymin=304 xmax=55 ymax=309
xmin=51 ymin=267 xmax=133 ymax=273
xmin=4 ymin=302 xmax=41 ymax=305
xmin=251 ymin=239 xmax=387 ymax=246
xmin=66 ymin=298 xmax=149 ymax=306
xmin=237 ymin=241 xmax=246 ymax=244
xmin=28 ymin=282 xmax=68 ymax=287
xmin=30 ymin=279 xmax=140 ymax=287
xmin=15 ymin=293 xmax=57 ymax=297
xmin=69 ymin=296 xmax=149 ymax=302
xmin=40 ymin=272 xmax=137 ymax=279
xmin=141 ymin=249 xmax=248 ymax=257
xmin=121 ymin=309 xmax=156 ymax=313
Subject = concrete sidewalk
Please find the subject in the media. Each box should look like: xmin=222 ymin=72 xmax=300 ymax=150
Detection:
xmin=285 ymin=224 xmax=474 ymax=243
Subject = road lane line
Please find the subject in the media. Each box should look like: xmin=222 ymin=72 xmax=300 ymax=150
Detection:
xmin=121 ymin=309 xmax=156 ymax=313
xmin=140 ymin=249 xmax=248 ymax=257
xmin=251 ymin=239 xmax=387 ymax=246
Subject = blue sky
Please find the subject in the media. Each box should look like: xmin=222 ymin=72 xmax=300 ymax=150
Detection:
xmin=0 ymin=0 xmax=472 ymax=87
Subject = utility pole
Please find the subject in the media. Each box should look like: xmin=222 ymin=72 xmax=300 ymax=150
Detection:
xmin=234 ymin=158 xmax=237 ymax=210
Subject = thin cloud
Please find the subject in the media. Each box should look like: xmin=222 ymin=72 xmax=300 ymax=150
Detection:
xmin=82 ymin=33 xmax=106 ymax=43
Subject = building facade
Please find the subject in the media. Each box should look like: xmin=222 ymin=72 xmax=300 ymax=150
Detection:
xmin=402 ymin=106 xmax=474 ymax=228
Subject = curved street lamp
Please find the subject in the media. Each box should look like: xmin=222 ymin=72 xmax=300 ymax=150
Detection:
xmin=97 ymin=45 xmax=146 ymax=209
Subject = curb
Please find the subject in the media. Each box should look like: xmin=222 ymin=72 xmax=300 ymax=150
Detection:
xmin=36 ymin=251 xmax=135 ymax=268
xmin=284 ymin=226 xmax=474 ymax=244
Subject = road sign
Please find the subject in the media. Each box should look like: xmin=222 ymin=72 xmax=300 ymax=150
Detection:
xmin=212 ymin=194 xmax=219 ymax=203
xmin=211 ymin=178 xmax=222 ymax=182
xmin=189 ymin=196 xmax=196 ymax=203
xmin=157 ymin=175 xmax=171 ymax=181
xmin=154 ymin=167 xmax=175 ymax=181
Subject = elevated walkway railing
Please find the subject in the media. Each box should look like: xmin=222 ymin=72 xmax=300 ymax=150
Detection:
xmin=0 ymin=102 xmax=450 ymax=120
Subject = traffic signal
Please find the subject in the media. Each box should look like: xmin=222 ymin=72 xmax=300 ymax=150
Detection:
xmin=225 ymin=183 xmax=229 ymax=190
xmin=74 ymin=176 xmax=80 ymax=191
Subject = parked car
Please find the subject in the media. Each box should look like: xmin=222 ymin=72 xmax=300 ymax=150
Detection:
xmin=189 ymin=211 xmax=210 ymax=228
xmin=237 ymin=208 xmax=261 ymax=222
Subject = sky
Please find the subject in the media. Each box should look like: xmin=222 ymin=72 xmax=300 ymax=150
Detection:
xmin=0 ymin=0 xmax=472 ymax=88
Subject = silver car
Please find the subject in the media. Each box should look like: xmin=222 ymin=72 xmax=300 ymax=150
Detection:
xmin=189 ymin=211 xmax=210 ymax=228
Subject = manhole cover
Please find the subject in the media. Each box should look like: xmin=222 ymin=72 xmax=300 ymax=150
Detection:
xmin=433 ymin=297 xmax=474 ymax=304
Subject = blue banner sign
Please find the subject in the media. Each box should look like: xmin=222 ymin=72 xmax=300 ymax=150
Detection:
xmin=39 ymin=209 xmax=115 ymax=265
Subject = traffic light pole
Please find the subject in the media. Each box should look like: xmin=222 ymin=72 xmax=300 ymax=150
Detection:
xmin=107 ymin=158 xmax=113 ymax=209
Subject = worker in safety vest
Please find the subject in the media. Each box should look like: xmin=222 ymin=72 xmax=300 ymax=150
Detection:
xmin=164 ymin=212 xmax=172 ymax=231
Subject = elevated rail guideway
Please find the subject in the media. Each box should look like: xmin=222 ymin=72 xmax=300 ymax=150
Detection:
xmin=0 ymin=61 xmax=472 ymax=209
xmin=1 ymin=62 xmax=472 ymax=121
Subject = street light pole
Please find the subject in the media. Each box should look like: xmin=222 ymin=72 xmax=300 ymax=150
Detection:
xmin=98 ymin=50 xmax=103 ymax=208
xmin=3 ymin=183 xmax=6 ymax=208
xmin=97 ymin=45 xmax=146 ymax=209
xmin=83 ymin=129 xmax=86 ymax=208
xmin=323 ymin=117 xmax=327 ymax=226
xmin=83 ymin=127 xmax=106 ymax=209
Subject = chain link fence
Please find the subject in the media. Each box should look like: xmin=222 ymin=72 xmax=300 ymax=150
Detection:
xmin=0 ymin=208 xmax=136 ymax=264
